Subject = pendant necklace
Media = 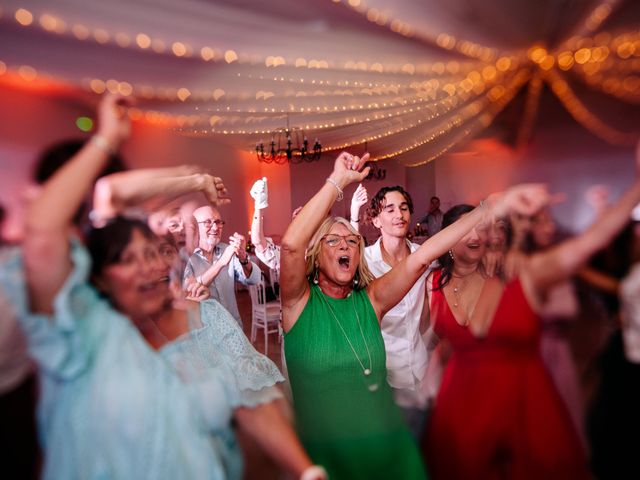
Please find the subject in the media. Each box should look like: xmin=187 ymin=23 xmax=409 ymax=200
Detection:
xmin=451 ymin=270 xmax=477 ymax=308
xmin=320 ymin=288 xmax=379 ymax=392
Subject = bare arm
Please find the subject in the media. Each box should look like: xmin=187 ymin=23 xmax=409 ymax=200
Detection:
xmin=250 ymin=208 xmax=268 ymax=253
xmin=92 ymin=169 xmax=228 ymax=226
xmin=576 ymin=266 xmax=620 ymax=296
xmin=526 ymin=181 xmax=640 ymax=295
xmin=235 ymin=399 xmax=316 ymax=478
xmin=367 ymin=184 xmax=551 ymax=319
xmin=24 ymin=94 xmax=131 ymax=314
xmin=280 ymin=152 xmax=370 ymax=331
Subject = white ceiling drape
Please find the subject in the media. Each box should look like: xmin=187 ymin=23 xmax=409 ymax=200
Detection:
xmin=0 ymin=0 xmax=638 ymax=165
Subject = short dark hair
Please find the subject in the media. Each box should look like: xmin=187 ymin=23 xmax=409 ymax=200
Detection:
xmin=86 ymin=216 xmax=155 ymax=280
xmin=367 ymin=185 xmax=414 ymax=220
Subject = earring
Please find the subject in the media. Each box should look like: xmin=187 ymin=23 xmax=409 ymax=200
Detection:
xmin=313 ymin=266 xmax=319 ymax=284
xmin=353 ymin=275 xmax=359 ymax=288
xmin=448 ymin=249 xmax=455 ymax=261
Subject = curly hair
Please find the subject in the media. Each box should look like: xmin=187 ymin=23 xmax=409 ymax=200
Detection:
xmin=366 ymin=185 xmax=414 ymax=222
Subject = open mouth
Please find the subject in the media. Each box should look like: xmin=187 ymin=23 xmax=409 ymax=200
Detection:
xmin=338 ymin=255 xmax=350 ymax=269
xmin=139 ymin=277 xmax=169 ymax=293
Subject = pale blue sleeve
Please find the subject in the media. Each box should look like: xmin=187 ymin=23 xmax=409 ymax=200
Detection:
xmin=199 ymin=300 xmax=284 ymax=407
xmin=0 ymin=242 xmax=110 ymax=379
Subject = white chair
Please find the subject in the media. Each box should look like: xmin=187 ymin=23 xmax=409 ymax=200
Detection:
xmin=269 ymin=267 xmax=280 ymax=299
xmin=247 ymin=278 xmax=281 ymax=355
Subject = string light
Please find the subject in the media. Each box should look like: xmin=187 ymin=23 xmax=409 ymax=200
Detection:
xmin=544 ymin=68 xmax=636 ymax=145
xmin=335 ymin=0 xmax=498 ymax=61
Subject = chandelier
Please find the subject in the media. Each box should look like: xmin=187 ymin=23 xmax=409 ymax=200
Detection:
xmin=363 ymin=161 xmax=386 ymax=182
xmin=255 ymin=114 xmax=321 ymax=164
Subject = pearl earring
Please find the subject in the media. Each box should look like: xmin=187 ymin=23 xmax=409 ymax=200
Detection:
xmin=448 ymin=249 xmax=455 ymax=261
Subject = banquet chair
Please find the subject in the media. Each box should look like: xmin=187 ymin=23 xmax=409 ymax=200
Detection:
xmin=269 ymin=267 xmax=280 ymax=299
xmin=247 ymin=277 xmax=281 ymax=355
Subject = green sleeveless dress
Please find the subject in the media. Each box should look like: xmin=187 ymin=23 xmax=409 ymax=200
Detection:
xmin=285 ymin=284 xmax=427 ymax=479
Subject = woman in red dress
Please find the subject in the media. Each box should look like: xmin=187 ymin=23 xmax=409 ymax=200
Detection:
xmin=422 ymin=148 xmax=640 ymax=479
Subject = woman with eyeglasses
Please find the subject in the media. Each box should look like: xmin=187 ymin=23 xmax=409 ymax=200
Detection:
xmin=279 ymin=152 xmax=550 ymax=479
xmin=2 ymin=94 xmax=327 ymax=480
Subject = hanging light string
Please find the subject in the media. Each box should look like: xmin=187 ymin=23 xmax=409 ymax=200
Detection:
xmin=543 ymin=67 xmax=637 ymax=145
xmin=4 ymin=6 xmax=502 ymax=75
xmin=330 ymin=0 xmax=499 ymax=62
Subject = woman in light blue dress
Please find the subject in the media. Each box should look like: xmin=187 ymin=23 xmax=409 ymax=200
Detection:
xmin=2 ymin=94 xmax=324 ymax=480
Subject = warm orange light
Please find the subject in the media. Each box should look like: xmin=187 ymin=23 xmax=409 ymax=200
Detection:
xmin=172 ymin=42 xmax=187 ymax=57
xmin=136 ymin=33 xmax=151 ymax=49
xmin=71 ymin=24 xmax=90 ymax=40
xmin=15 ymin=8 xmax=33 ymax=26
xmin=89 ymin=78 xmax=106 ymax=94
xmin=177 ymin=88 xmax=191 ymax=101
xmin=224 ymin=50 xmax=238 ymax=63
xmin=200 ymin=47 xmax=214 ymax=61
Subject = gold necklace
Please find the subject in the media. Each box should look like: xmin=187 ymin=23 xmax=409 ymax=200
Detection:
xmin=451 ymin=270 xmax=477 ymax=308
xmin=319 ymin=288 xmax=379 ymax=392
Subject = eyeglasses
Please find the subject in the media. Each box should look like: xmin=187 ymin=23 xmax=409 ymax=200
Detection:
xmin=197 ymin=219 xmax=225 ymax=228
xmin=322 ymin=234 xmax=360 ymax=248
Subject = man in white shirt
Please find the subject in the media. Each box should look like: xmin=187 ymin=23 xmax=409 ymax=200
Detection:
xmin=361 ymin=185 xmax=431 ymax=439
xmin=184 ymin=205 xmax=261 ymax=327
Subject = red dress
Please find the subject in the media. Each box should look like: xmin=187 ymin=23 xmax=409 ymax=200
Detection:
xmin=422 ymin=271 xmax=590 ymax=480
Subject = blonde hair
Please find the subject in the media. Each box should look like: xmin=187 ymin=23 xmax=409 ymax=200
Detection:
xmin=305 ymin=217 xmax=375 ymax=289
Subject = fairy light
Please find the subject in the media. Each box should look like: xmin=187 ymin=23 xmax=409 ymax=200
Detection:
xmin=544 ymin=67 xmax=636 ymax=145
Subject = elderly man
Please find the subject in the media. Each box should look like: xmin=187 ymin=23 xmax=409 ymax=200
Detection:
xmin=184 ymin=205 xmax=260 ymax=327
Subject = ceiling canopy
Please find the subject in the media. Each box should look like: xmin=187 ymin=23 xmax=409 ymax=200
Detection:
xmin=1 ymin=0 xmax=639 ymax=165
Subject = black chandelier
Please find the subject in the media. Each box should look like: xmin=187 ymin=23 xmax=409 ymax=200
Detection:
xmin=255 ymin=115 xmax=321 ymax=164
xmin=363 ymin=161 xmax=387 ymax=182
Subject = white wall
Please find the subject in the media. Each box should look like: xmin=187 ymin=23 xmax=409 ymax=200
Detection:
xmin=427 ymin=129 xmax=635 ymax=233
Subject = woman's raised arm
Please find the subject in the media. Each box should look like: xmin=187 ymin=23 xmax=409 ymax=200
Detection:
xmin=24 ymin=94 xmax=131 ymax=314
xmin=280 ymin=152 xmax=369 ymax=327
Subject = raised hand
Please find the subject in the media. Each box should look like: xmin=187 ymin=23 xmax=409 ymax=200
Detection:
xmin=350 ymin=183 xmax=368 ymax=218
xmin=489 ymin=183 xmax=552 ymax=219
xmin=228 ymin=232 xmax=248 ymax=261
xmin=250 ymin=177 xmax=269 ymax=209
xmin=202 ymin=174 xmax=230 ymax=206
xmin=96 ymin=93 xmax=132 ymax=147
xmin=330 ymin=152 xmax=371 ymax=189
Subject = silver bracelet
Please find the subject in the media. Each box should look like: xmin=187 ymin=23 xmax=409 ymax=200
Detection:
xmin=91 ymin=135 xmax=117 ymax=156
xmin=325 ymin=178 xmax=344 ymax=201
xmin=300 ymin=465 xmax=328 ymax=480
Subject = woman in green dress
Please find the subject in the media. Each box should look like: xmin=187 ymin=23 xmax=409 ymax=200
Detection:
xmin=280 ymin=151 xmax=549 ymax=479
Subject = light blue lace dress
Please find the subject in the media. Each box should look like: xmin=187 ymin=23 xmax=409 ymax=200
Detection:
xmin=0 ymin=243 xmax=284 ymax=480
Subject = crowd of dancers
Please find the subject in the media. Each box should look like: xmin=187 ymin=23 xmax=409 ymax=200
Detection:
xmin=2 ymin=93 xmax=640 ymax=479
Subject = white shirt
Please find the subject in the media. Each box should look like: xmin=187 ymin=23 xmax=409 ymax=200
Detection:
xmin=621 ymin=263 xmax=640 ymax=363
xmin=365 ymin=237 xmax=430 ymax=408
xmin=184 ymin=243 xmax=261 ymax=326
xmin=254 ymin=237 xmax=280 ymax=271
